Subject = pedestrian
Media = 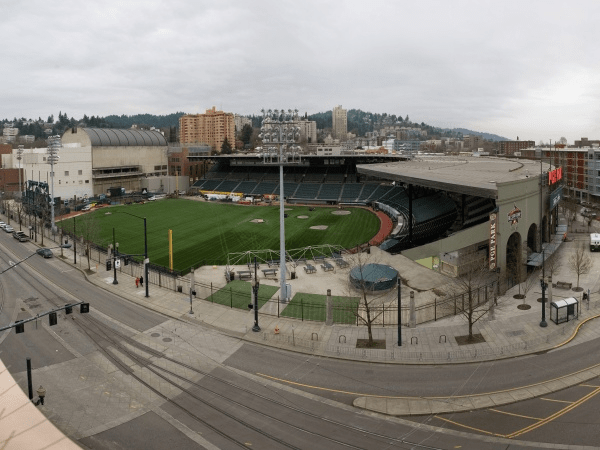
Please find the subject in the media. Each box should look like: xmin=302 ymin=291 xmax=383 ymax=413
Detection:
xmin=135 ymin=277 xmax=139 ymax=288
xmin=139 ymin=275 xmax=144 ymax=287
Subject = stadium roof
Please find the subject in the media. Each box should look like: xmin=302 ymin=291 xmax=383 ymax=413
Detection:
xmin=82 ymin=127 xmax=168 ymax=147
xmin=357 ymin=156 xmax=553 ymax=199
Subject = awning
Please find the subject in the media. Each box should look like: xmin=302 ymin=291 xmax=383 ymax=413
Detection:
xmin=527 ymin=225 xmax=568 ymax=267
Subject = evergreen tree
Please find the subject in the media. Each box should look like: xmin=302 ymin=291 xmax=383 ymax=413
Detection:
xmin=221 ymin=137 xmax=232 ymax=154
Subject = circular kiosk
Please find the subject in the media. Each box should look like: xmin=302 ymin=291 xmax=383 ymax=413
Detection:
xmin=350 ymin=263 xmax=398 ymax=291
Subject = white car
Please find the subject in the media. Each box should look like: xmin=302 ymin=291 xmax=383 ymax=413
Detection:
xmin=3 ymin=225 xmax=14 ymax=233
xmin=82 ymin=204 xmax=91 ymax=211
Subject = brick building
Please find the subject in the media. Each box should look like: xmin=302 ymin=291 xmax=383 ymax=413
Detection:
xmin=497 ymin=140 xmax=536 ymax=156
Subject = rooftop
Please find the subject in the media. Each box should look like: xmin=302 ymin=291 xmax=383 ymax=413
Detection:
xmin=357 ymin=156 xmax=552 ymax=199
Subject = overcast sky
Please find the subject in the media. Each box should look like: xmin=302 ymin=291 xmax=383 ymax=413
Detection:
xmin=2 ymin=0 xmax=600 ymax=143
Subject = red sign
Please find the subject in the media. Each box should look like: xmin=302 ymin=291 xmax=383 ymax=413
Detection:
xmin=548 ymin=167 xmax=562 ymax=184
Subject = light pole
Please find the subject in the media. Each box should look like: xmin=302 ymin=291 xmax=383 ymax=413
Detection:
xmin=251 ymin=257 xmax=260 ymax=332
xmin=259 ymin=109 xmax=302 ymax=302
xmin=16 ymin=145 xmax=23 ymax=200
xmin=540 ymin=249 xmax=547 ymax=327
xmin=115 ymin=211 xmax=149 ymax=297
xmin=46 ymin=136 xmax=61 ymax=234
xmin=397 ymin=278 xmax=402 ymax=346
xmin=112 ymin=228 xmax=119 ymax=285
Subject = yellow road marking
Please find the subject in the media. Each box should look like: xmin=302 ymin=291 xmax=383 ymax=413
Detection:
xmin=434 ymin=415 xmax=504 ymax=437
xmin=540 ymin=398 xmax=574 ymax=404
xmin=488 ymin=408 xmax=542 ymax=420
xmin=507 ymin=386 xmax=600 ymax=438
xmin=580 ymin=384 xmax=600 ymax=388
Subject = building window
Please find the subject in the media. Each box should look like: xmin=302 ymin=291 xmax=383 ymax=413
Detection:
xmin=85 ymin=180 xmax=89 ymax=184
xmin=78 ymin=170 xmax=82 ymax=175
xmin=64 ymin=171 xmax=69 ymax=176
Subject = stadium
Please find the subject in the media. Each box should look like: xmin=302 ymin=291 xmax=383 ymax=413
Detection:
xmin=188 ymin=152 xmax=562 ymax=288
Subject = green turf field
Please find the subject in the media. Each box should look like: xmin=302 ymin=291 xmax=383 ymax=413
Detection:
xmin=59 ymin=199 xmax=380 ymax=272
xmin=281 ymin=292 xmax=359 ymax=323
xmin=206 ymin=280 xmax=280 ymax=310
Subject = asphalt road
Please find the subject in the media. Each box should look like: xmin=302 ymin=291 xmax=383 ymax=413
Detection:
xmin=4 ymin=228 xmax=600 ymax=448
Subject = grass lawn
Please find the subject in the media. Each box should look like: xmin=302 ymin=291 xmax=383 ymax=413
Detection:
xmin=281 ymin=292 xmax=359 ymax=324
xmin=59 ymin=199 xmax=380 ymax=272
xmin=206 ymin=280 xmax=280 ymax=310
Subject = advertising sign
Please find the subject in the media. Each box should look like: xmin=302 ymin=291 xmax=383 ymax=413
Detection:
xmin=549 ymin=186 xmax=563 ymax=210
xmin=548 ymin=167 xmax=563 ymax=185
xmin=489 ymin=212 xmax=497 ymax=271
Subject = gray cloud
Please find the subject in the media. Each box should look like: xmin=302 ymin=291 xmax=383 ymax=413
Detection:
xmin=2 ymin=0 xmax=600 ymax=143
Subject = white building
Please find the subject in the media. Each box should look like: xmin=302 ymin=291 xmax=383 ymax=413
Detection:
xmin=3 ymin=143 xmax=93 ymax=201
xmin=2 ymin=127 xmax=18 ymax=143
xmin=3 ymin=127 xmax=169 ymax=200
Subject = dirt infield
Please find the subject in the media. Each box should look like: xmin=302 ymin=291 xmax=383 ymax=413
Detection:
xmin=369 ymin=211 xmax=393 ymax=246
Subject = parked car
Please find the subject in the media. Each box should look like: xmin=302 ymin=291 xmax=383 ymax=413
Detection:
xmin=36 ymin=248 xmax=53 ymax=258
xmin=3 ymin=225 xmax=14 ymax=233
xmin=147 ymin=196 xmax=156 ymax=201
xmin=0 ymin=221 xmax=5 ymax=229
xmin=13 ymin=231 xmax=29 ymax=242
xmin=82 ymin=204 xmax=91 ymax=211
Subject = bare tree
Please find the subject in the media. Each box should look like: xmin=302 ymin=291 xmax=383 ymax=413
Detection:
xmin=561 ymin=200 xmax=578 ymax=232
xmin=568 ymin=242 xmax=592 ymax=291
xmin=440 ymin=259 xmax=496 ymax=342
xmin=343 ymin=249 xmax=387 ymax=347
xmin=77 ymin=212 xmax=102 ymax=271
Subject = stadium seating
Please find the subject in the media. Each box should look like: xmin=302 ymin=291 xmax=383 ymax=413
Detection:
xmin=317 ymin=183 xmax=343 ymax=200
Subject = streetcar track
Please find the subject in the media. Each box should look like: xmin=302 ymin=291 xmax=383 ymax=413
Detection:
xmin=4 ymin=246 xmax=445 ymax=450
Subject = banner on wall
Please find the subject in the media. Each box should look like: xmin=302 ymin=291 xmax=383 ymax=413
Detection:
xmin=489 ymin=212 xmax=497 ymax=271
xmin=549 ymin=186 xmax=563 ymax=210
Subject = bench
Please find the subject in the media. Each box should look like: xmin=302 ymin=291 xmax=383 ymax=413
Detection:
xmin=237 ymin=270 xmax=252 ymax=280
xmin=267 ymin=260 xmax=280 ymax=267
xmin=321 ymin=262 xmax=334 ymax=272
xmin=293 ymin=257 xmax=307 ymax=267
xmin=247 ymin=262 xmax=260 ymax=269
xmin=262 ymin=268 xmax=278 ymax=277
xmin=334 ymin=258 xmax=348 ymax=268
xmin=554 ymin=281 xmax=573 ymax=290
xmin=304 ymin=264 xmax=316 ymax=274
xmin=313 ymin=255 xmax=326 ymax=263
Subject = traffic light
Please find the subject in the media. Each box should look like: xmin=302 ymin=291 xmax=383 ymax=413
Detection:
xmin=80 ymin=303 xmax=90 ymax=313
xmin=49 ymin=312 xmax=58 ymax=326
xmin=65 ymin=304 xmax=73 ymax=315
xmin=106 ymin=259 xmax=112 ymax=271
xmin=15 ymin=321 xmax=24 ymax=334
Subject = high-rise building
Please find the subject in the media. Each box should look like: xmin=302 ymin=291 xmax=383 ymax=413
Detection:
xmin=332 ymin=105 xmax=347 ymax=141
xmin=179 ymin=107 xmax=235 ymax=152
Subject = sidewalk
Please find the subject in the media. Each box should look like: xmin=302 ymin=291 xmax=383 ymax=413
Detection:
xmin=43 ymin=240 xmax=599 ymax=417
xmin=11 ymin=213 xmax=600 ymax=417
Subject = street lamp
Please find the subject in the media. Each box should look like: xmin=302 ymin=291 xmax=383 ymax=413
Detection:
xmin=47 ymin=136 xmax=61 ymax=234
xmin=540 ymin=249 xmax=547 ymax=327
xmin=251 ymin=257 xmax=260 ymax=332
xmin=114 ymin=211 xmax=149 ymax=297
xmin=16 ymin=145 xmax=24 ymax=200
xmin=112 ymin=228 xmax=119 ymax=285
xmin=397 ymin=278 xmax=402 ymax=346
xmin=259 ymin=109 xmax=302 ymax=302
xmin=0 ymin=243 xmax=71 ymax=275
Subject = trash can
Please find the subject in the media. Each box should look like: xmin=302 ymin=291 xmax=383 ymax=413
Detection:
xmin=230 ymin=271 xmax=235 ymax=280
xmin=291 ymin=271 xmax=296 ymax=280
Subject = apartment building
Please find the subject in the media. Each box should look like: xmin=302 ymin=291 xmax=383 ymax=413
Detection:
xmin=497 ymin=140 xmax=536 ymax=156
xmin=179 ymin=107 xmax=235 ymax=152
xmin=518 ymin=146 xmax=590 ymax=202
xmin=332 ymin=105 xmax=347 ymax=141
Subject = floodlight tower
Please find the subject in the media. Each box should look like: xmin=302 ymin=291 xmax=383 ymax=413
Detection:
xmin=47 ymin=135 xmax=61 ymax=234
xmin=259 ymin=109 xmax=302 ymax=302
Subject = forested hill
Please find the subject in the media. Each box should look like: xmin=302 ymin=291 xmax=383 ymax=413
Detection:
xmin=308 ymin=109 xmax=464 ymax=139
xmin=103 ymin=112 xmax=185 ymax=129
